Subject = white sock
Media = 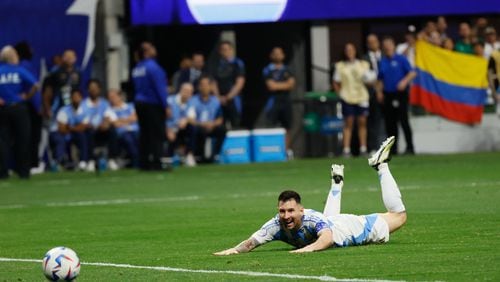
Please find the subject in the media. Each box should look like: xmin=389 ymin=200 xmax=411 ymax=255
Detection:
xmin=360 ymin=146 xmax=367 ymax=154
xmin=378 ymin=163 xmax=406 ymax=213
xmin=323 ymin=179 xmax=343 ymax=217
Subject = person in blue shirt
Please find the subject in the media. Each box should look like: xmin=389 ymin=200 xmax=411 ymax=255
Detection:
xmin=51 ymin=89 xmax=90 ymax=171
xmin=166 ymin=82 xmax=195 ymax=166
xmin=0 ymin=46 xmax=39 ymax=179
xmin=263 ymin=47 xmax=296 ymax=159
xmin=108 ymin=89 xmax=139 ymax=168
xmin=42 ymin=49 xmax=82 ymax=120
xmin=376 ymin=37 xmax=417 ymax=155
xmin=187 ymin=75 xmax=226 ymax=163
xmin=82 ymin=79 xmax=119 ymax=171
xmin=14 ymin=41 xmax=44 ymax=173
xmin=211 ymin=41 xmax=245 ymax=129
xmin=132 ymin=42 xmax=169 ymax=171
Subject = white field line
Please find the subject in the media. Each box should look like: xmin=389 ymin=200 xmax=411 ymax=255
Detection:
xmin=1 ymin=180 xmax=499 ymax=210
xmin=0 ymin=257 xmax=402 ymax=282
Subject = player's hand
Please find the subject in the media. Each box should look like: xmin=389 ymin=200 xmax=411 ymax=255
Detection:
xmin=396 ymin=80 xmax=408 ymax=91
xmin=213 ymin=248 xmax=239 ymax=256
xmin=376 ymin=92 xmax=384 ymax=104
xmin=0 ymin=98 xmax=4 ymax=106
xmin=290 ymin=247 xmax=313 ymax=254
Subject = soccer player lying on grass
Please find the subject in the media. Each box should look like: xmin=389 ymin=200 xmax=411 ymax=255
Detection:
xmin=214 ymin=136 xmax=407 ymax=255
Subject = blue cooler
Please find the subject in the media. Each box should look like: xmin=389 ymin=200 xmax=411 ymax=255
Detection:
xmin=220 ymin=130 xmax=251 ymax=164
xmin=251 ymin=128 xmax=287 ymax=163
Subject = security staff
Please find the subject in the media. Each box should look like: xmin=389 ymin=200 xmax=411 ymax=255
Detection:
xmin=211 ymin=41 xmax=245 ymax=129
xmin=0 ymin=46 xmax=38 ymax=179
xmin=132 ymin=42 xmax=169 ymax=170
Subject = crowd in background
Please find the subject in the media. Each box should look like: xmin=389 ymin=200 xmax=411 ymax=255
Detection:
xmin=332 ymin=16 xmax=500 ymax=157
xmin=0 ymin=16 xmax=499 ymax=179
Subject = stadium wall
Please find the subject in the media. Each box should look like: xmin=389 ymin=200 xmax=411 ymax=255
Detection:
xmin=400 ymin=114 xmax=500 ymax=153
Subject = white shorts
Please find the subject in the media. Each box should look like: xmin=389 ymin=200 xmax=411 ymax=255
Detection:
xmin=327 ymin=213 xmax=389 ymax=247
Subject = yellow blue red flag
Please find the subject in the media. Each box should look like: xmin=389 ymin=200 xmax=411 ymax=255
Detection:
xmin=410 ymin=40 xmax=488 ymax=124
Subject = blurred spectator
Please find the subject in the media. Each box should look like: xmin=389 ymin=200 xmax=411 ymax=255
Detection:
xmin=132 ymin=41 xmax=169 ymax=171
xmin=429 ymin=31 xmax=442 ymax=46
xmin=473 ymin=42 xmax=485 ymax=58
xmin=212 ymin=41 xmax=245 ymax=129
xmin=50 ymin=55 xmax=62 ymax=72
xmin=83 ymin=79 xmax=118 ymax=171
xmin=166 ymin=82 xmax=196 ymax=167
xmin=262 ymin=46 xmax=296 ymax=158
xmin=363 ymin=34 xmax=385 ymax=152
xmin=108 ymin=89 xmax=139 ymax=168
xmin=188 ymin=75 xmax=225 ymax=163
xmin=484 ymin=27 xmax=500 ymax=59
xmin=51 ymin=89 xmax=89 ymax=171
xmin=442 ymin=38 xmax=455 ymax=51
xmin=14 ymin=41 xmax=44 ymax=174
xmin=177 ymin=52 xmax=205 ymax=93
xmin=472 ymin=17 xmax=489 ymax=43
xmin=171 ymin=55 xmax=192 ymax=94
xmin=0 ymin=46 xmax=38 ymax=179
xmin=42 ymin=49 xmax=82 ymax=120
xmin=333 ymin=43 xmax=372 ymax=157
xmin=396 ymin=31 xmax=416 ymax=67
xmin=437 ymin=16 xmax=449 ymax=41
xmin=489 ymin=49 xmax=500 ymax=115
xmin=376 ymin=36 xmax=416 ymax=155
xmin=455 ymin=22 xmax=474 ymax=54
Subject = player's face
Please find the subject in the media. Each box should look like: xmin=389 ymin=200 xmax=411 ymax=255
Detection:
xmin=62 ymin=50 xmax=77 ymax=67
xmin=219 ymin=43 xmax=233 ymax=60
xmin=107 ymin=90 xmax=121 ymax=106
xmin=71 ymin=91 xmax=82 ymax=106
xmin=278 ymin=199 xmax=304 ymax=230
xmin=198 ymin=78 xmax=211 ymax=97
xmin=88 ymin=82 xmax=101 ymax=99
xmin=270 ymin=47 xmax=285 ymax=63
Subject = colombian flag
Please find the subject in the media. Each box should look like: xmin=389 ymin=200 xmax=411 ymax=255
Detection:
xmin=410 ymin=40 xmax=488 ymax=124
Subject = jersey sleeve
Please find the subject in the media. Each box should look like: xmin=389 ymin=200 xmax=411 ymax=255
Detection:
xmin=149 ymin=64 xmax=168 ymax=109
xmin=19 ymin=68 xmax=37 ymax=91
xmin=56 ymin=109 xmax=68 ymax=124
xmin=236 ymin=59 xmax=246 ymax=77
xmin=250 ymin=217 xmax=281 ymax=245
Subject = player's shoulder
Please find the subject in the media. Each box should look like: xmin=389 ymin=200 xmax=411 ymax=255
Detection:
xmin=303 ymin=209 xmax=328 ymax=222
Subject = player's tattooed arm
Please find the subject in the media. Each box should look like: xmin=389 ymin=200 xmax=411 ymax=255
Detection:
xmin=213 ymin=237 xmax=260 ymax=256
xmin=290 ymin=229 xmax=333 ymax=253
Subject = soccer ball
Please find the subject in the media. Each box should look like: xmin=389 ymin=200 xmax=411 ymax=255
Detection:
xmin=42 ymin=247 xmax=80 ymax=281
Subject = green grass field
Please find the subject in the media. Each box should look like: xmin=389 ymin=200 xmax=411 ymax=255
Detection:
xmin=0 ymin=153 xmax=499 ymax=281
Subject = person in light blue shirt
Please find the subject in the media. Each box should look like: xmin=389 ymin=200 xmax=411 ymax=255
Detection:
xmin=166 ymin=82 xmax=195 ymax=166
xmin=51 ymin=89 xmax=90 ymax=171
xmin=82 ymin=79 xmax=119 ymax=171
xmin=132 ymin=41 xmax=169 ymax=170
xmin=0 ymin=46 xmax=38 ymax=179
xmin=187 ymin=76 xmax=225 ymax=163
xmin=108 ymin=89 xmax=139 ymax=168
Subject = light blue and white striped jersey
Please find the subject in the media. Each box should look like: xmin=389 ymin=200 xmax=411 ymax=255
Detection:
xmin=166 ymin=94 xmax=192 ymax=129
xmin=82 ymin=97 xmax=116 ymax=129
xmin=56 ymin=104 xmax=89 ymax=128
xmin=111 ymin=102 xmax=139 ymax=135
xmin=251 ymin=209 xmax=330 ymax=248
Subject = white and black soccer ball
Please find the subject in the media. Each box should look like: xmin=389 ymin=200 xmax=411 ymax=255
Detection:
xmin=42 ymin=247 xmax=80 ymax=281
